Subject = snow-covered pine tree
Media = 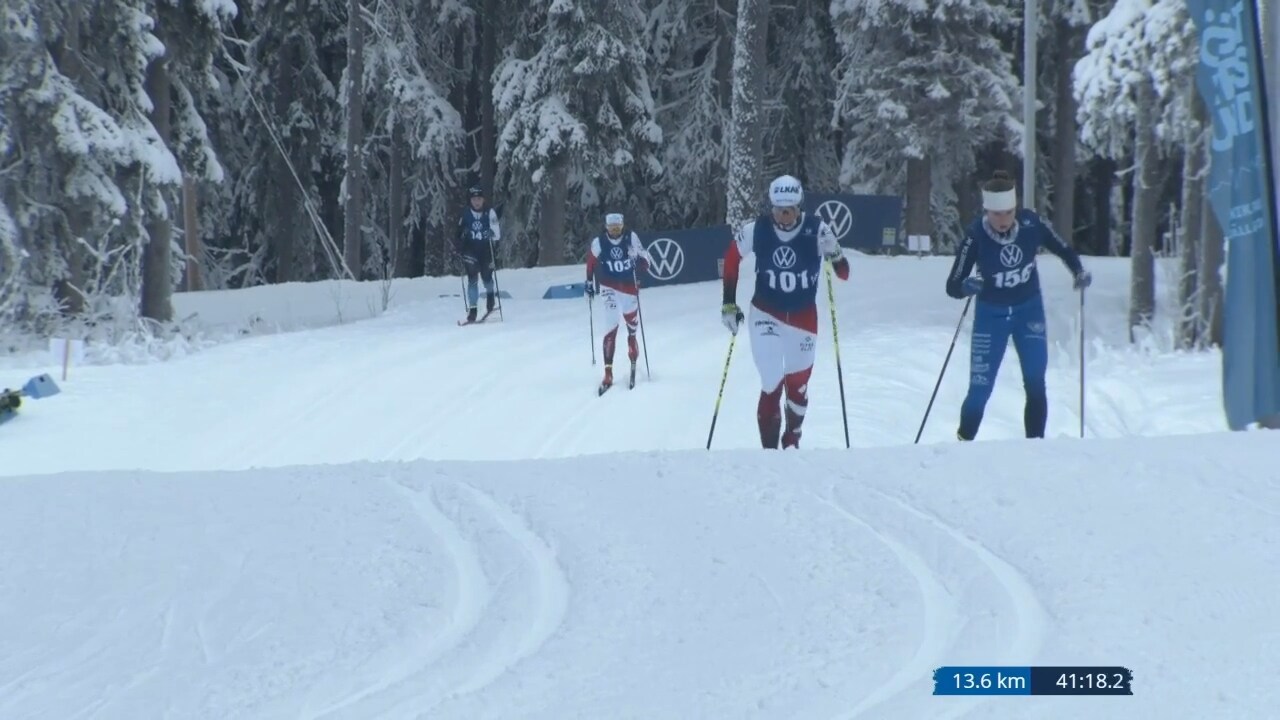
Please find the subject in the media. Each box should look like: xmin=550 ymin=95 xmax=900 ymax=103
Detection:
xmin=723 ymin=0 xmax=768 ymax=230
xmin=1042 ymin=0 xmax=1094 ymax=246
xmin=1075 ymin=0 xmax=1196 ymax=341
xmin=1 ymin=1 xmax=133 ymax=327
xmin=154 ymin=0 xmax=235 ymax=295
xmin=0 ymin=0 xmax=215 ymax=330
xmin=763 ymin=0 xmax=840 ymax=194
xmin=494 ymin=0 xmax=663 ymax=266
xmin=220 ymin=0 xmax=347 ymax=286
xmin=831 ymin=0 xmax=1021 ymax=248
xmin=643 ymin=0 xmax=732 ymax=229
xmin=360 ymin=0 xmax=467 ymax=278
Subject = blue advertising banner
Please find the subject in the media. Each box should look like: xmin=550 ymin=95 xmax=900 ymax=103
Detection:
xmin=545 ymin=193 xmax=905 ymax=298
xmin=804 ymin=193 xmax=902 ymax=252
xmin=634 ymin=225 xmax=734 ymax=288
xmin=1187 ymin=0 xmax=1280 ymax=429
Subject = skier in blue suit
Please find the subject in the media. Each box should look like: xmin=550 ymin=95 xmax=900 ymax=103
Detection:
xmin=945 ymin=170 xmax=1092 ymax=441
xmin=456 ymin=185 xmax=501 ymax=323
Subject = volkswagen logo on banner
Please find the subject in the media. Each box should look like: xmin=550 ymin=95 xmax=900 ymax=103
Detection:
xmin=816 ymin=200 xmax=854 ymax=240
xmin=999 ymin=244 xmax=1023 ymax=268
xmin=646 ymin=237 xmax=685 ymax=281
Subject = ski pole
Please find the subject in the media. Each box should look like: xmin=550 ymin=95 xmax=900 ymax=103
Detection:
xmin=706 ymin=333 xmax=737 ymax=449
xmin=588 ymin=286 xmax=596 ymax=365
xmin=1079 ymin=286 xmax=1086 ymax=438
xmin=914 ymin=296 xmax=972 ymax=444
xmin=488 ymin=234 xmax=504 ymax=321
xmin=824 ymin=263 xmax=850 ymax=449
xmin=633 ymin=267 xmax=651 ymax=380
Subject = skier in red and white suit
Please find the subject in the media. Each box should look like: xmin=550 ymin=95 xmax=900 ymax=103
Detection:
xmin=721 ymin=175 xmax=850 ymax=449
xmin=586 ymin=212 xmax=653 ymax=390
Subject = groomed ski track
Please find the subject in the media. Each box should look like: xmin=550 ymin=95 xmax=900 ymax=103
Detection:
xmin=0 ymin=258 xmax=1271 ymax=720
xmin=1 ymin=256 xmax=1223 ymax=477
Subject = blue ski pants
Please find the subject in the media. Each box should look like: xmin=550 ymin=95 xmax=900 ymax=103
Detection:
xmin=461 ymin=240 xmax=495 ymax=308
xmin=958 ymin=294 xmax=1049 ymax=440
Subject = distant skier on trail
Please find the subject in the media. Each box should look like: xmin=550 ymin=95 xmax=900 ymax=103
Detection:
xmin=720 ymin=175 xmax=850 ymax=449
xmin=585 ymin=212 xmax=653 ymax=394
xmin=945 ymin=169 xmax=1092 ymax=441
xmin=456 ymin=185 xmax=501 ymax=324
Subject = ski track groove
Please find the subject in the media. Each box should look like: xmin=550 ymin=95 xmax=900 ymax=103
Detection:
xmin=812 ymin=488 xmax=963 ymax=720
xmin=863 ymin=484 xmax=1050 ymax=662
xmin=424 ymin=481 xmax=571 ymax=707
xmin=305 ymin=477 xmax=569 ymax=720
xmin=817 ymin=483 xmax=1050 ymax=720
xmin=305 ymin=480 xmax=490 ymax=720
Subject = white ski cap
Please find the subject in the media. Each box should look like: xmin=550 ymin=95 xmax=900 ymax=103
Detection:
xmin=605 ymin=212 xmax=624 ymax=226
xmin=769 ymin=175 xmax=803 ymax=208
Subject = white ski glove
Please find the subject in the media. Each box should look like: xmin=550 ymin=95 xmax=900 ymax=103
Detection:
xmin=721 ymin=303 xmax=744 ymax=335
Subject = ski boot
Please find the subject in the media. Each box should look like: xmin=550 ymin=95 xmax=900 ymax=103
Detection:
xmin=781 ymin=407 xmax=803 ymax=448
xmin=781 ymin=428 xmax=801 ymax=449
xmin=627 ymin=335 xmax=639 ymax=389
xmin=598 ymin=365 xmax=614 ymax=396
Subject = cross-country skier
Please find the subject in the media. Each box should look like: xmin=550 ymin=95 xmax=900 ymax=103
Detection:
xmin=721 ymin=175 xmax=850 ymax=449
xmin=945 ymin=169 xmax=1092 ymax=441
xmin=456 ymin=185 xmax=501 ymax=323
xmin=585 ymin=212 xmax=652 ymax=394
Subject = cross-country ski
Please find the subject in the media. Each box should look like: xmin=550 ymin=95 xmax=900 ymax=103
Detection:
xmin=457 ymin=307 xmax=500 ymax=326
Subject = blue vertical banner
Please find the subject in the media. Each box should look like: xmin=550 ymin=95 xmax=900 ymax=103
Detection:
xmin=1187 ymin=0 xmax=1280 ymax=429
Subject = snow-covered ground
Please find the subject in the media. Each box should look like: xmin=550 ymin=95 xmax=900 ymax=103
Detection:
xmin=2 ymin=254 xmax=1274 ymax=719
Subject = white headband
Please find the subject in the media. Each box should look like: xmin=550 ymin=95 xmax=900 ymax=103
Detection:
xmin=605 ymin=213 xmax=624 ymax=226
xmin=982 ymin=189 xmax=1017 ymax=212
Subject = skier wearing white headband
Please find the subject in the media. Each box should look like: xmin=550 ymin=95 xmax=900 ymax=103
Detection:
xmin=585 ymin=212 xmax=653 ymax=393
xmin=945 ymin=169 xmax=1092 ymax=441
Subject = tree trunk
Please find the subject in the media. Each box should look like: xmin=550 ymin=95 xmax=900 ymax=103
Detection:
xmin=182 ymin=174 xmax=203 ymax=291
xmin=1177 ymin=91 xmax=1207 ymax=349
xmin=1200 ymin=186 xmax=1226 ymax=347
xmin=711 ymin=0 xmax=735 ymax=225
xmin=271 ymin=40 xmax=299 ymax=283
xmin=904 ymin=156 xmax=933 ymax=245
xmin=479 ymin=0 xmax=498 ymax=193
xmin=538 ymin=161 xmax=570 ymax=266
xmin=723 ymin=0 xmax=768 ymax=228
xmin=1052 ymin=18 xmax=1079 ymax=246
xmin=1088 ymin=157 xmax=1114 ymax=256
xmin=140 ymin=48 xmax=173 ymax=322
xmin=343 ymin=0 xmax=366 ymax=280
xmin=390 ymin=119 xmax=412 ymax=278
xmin=53 ymin=3 xmax=88 ymax=315
xmin=1128 ymin=78 xmax=1159 ymax=341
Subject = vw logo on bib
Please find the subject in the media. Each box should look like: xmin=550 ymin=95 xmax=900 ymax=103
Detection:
xmin=999 ymin=244 xmax=1024 ymax=268
xmin=772 ymin=245 xmax=797 ymax=269
xmin=610 ymin=246 xmax=624 ymax=260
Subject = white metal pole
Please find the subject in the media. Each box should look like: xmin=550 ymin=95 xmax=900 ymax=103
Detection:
xmin=1023 ymin=0 xmax=1038 ymax=210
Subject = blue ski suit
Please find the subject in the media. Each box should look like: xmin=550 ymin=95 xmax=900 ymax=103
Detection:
xmin=946 ymin=209 xmax=1087 ymax=440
